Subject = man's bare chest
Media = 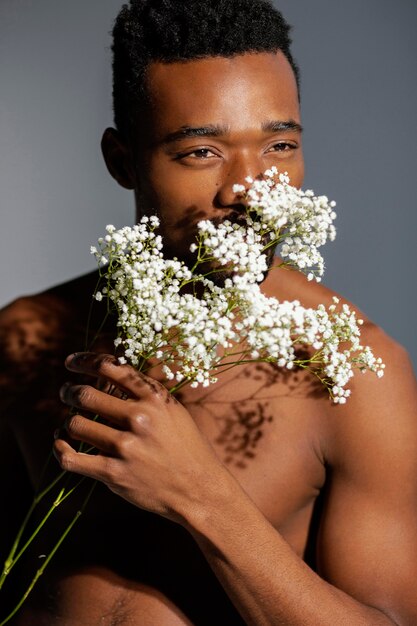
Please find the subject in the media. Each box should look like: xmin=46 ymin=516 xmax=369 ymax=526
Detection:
xmin=176 ymin=362 xmax=327 ymax=545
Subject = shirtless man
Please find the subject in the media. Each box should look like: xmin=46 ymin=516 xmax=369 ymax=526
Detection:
xmin=1 ymin=1 xmax=417 ymax=624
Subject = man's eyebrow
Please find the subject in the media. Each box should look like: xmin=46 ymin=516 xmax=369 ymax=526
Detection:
xmin=162 ymin=120 xmax=303 ymax=145
xmin=262 ymin=119 xmax=303 ymax=133
xmin=162 ymin=124 xmax=229 ymax=144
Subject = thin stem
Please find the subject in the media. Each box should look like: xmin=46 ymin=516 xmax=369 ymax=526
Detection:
xmin=84 ymin=273 xmax=103 ymax=350
xmin=1 ymin=477 xmax=86 ymax=583
xmin=34 ymin=450 xmax=54 ymax=494
xmin=168 ymin=377 xmax=192 ymax=395
xmin=0 ymin=502 xmax=36 ymax=591
xmin=0 ymin=469 xmax=67 ymax=590
xmin=35 ymin=470 xmax=68 ymax=505
xmin=87 ymin=310 xmax=110 ymax=352
xmin=0 ymin=481 xmax=97 ymax=626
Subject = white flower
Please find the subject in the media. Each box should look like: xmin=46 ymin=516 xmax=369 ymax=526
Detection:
xmin=90 ymin=170 xmax=384 ymax=400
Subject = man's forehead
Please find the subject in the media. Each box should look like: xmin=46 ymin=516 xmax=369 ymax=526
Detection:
xmin=146 ymin=51 xmax=298 ymax=97
xmin=140 ymin=51 xmax=300 ymax=139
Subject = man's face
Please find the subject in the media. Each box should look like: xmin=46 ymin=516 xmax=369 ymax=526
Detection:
xmin=120 ymin=51 xmax=303 ymax=261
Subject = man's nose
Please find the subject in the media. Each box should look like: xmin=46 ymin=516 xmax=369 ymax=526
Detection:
xmin=214 ymin=155 xmax=262 ymax=210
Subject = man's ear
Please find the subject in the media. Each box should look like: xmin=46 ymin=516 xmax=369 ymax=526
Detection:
xmin=101 ymin=128 xmax=136 ymax=190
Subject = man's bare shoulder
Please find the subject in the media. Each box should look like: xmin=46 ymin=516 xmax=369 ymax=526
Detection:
xmin=0 ymin=271 xmax=99 ymax=415
xmin=297 ymin=277 xmax=417 ymax=478
xmin=324 ymin=322 xmax=417 ymax=468
xmin=262 ymin=262 xmax=368 ymax=320
xmin=0 ymin=270 xmax=99 ymax=356
xmin=263 ymin=263 xmax=417 ymax=456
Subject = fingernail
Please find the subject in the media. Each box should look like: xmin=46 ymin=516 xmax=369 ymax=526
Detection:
xmin=54 ymin=428 xmax=60 ymax=440
xmin=59 ymin=381 xmax=71 ymax=400
xmin=66 ymin=351 xmax=87 ymax=364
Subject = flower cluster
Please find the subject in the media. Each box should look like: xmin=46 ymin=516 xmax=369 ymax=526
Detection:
xmin=233 ymin=167 xmax=337 ymax=281
xmin=91 ymin=170 xmax=384 ymax=400
xmin=91 ymin=218 xmax=236 ymax=387
xmin=192 ymin=219 xmax=268 ymax=284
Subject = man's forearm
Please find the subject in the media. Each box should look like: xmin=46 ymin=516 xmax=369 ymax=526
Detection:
xmin=185 ymin=475 xmax=395 ymax=626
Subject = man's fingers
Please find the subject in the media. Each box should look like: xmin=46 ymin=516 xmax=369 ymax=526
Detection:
xmin=64 ymin=352 xmax=162 ymax=397
xmin=64 ymin=413 xmax=128 ymax=455
xmin=60 ymin=382 xmax=133 ymax=427
xmin=53 ymin=438 xmax=117 ymax=483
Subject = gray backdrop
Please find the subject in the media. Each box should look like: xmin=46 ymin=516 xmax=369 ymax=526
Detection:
xmin=1 ymin=0 xmax=416 ymax=368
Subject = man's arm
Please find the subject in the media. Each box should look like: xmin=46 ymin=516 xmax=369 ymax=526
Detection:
xmin=315 ymin=328 xmax=417 ymax=623
xmin=54 ymin=334 xmax=417 ymax=625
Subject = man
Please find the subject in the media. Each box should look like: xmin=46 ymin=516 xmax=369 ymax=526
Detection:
xmin=1 ymin=0 xmax=417 ymax=624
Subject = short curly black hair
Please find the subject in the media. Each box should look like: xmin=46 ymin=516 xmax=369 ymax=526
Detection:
xmin=112 ymin=0 xmax=299 ymax=138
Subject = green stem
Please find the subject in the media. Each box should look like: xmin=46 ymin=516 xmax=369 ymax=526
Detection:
xmin=168 ymin=377 xmax=191 ymax=395
xmin=0 ymin=481 xmax=96 ymax=626
xmin=0 ymin=469 xmax=67 ymax=590
xmin=0 ymin=477 xmax=86 ymax=585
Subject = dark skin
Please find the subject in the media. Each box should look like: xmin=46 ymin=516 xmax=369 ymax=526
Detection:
xmin=1 ymin=51 xmax=417 ymax=625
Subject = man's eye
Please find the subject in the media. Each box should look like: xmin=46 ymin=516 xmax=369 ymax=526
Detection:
xmin=268 ymin=142 xmax=296 ymax=152
xmin=181 ymin=148 xmax=217 ymax=159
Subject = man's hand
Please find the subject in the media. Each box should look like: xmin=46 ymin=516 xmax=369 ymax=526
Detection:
xmin=53 ymin=352 xmax=226 ymax=525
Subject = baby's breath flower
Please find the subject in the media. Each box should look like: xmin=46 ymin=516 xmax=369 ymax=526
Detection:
xmin=91 ymin=170 xmax=384 ymax=401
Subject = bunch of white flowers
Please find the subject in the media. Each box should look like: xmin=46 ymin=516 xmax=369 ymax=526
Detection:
xmin=233 ymin=166 xmax=337 ymax=281
xmin=91 ymin=169 xmax=384 ymax=400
